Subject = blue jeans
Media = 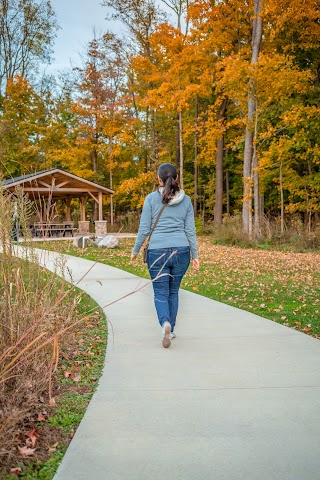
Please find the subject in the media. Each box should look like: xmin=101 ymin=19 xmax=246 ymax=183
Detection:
xmin=147 ymin=247 xmax=190 ymax=332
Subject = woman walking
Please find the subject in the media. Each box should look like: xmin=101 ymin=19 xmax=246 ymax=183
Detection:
xmin=131 ymin=163 xmax=199 ymax=348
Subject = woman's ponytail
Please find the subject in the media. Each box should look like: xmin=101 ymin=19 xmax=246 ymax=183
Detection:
xmin=158 ymin=164 xmax=180 ymax=204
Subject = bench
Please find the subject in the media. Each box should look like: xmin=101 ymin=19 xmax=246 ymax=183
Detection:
xmin=32 ymin=223 xmax=77 ymax=238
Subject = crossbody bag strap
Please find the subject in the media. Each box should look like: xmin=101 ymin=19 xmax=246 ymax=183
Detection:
xmin=145 ymin=203 xmax=167 ymax=246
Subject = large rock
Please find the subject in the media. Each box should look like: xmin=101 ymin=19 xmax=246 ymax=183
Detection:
xmin=97 ymin=235 xmax=119 ymax=248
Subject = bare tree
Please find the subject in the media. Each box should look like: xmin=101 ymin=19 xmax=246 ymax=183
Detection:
xmin=0 ymin=0 xmax=58 ymax=96
xmin=161 ymin=0 xmax=189 ymax=34
xmin=102 ymin=0 xmax=165 ymax=59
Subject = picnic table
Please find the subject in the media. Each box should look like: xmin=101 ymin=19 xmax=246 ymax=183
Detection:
xmin=32 ymin=223 xmax=76 ymax=238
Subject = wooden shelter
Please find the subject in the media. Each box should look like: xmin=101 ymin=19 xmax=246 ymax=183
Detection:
xmin=2 ymin=168 xmax=114 ymax=236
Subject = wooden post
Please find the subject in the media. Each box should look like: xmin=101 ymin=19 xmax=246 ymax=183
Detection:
xmin=79 ymin=196 xmax=90 ymax=234
xmin=66 ymin=197 xmax=71 ymax=221
xmin=98 ymin=192 xmax=103 ymax=221
xmin=81 ymin=197 xmax=86 ymax=221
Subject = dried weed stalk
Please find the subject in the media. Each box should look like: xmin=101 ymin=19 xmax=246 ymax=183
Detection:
xmin=0 ymin=188 xmax=86 ymax=465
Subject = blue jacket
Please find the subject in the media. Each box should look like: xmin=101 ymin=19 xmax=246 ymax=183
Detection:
xmin=132 ymin=189 xmax=198 ymax=259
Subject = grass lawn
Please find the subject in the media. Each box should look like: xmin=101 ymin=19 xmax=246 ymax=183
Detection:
xmin=34 ymin=236 xmax=320 ymax=338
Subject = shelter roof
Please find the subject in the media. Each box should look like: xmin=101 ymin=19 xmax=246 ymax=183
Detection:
xmin=1 ymin=168 xmax=114 ymax=198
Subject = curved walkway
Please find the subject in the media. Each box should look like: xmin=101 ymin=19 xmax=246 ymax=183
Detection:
xmin=31 ymin=249 xmax=320 ymax=480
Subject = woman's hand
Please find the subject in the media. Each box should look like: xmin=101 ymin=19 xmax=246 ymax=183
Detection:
xmin=192 ymin=258 xmax=200 ymax=270
xmin=131 ymin=253 xmax=138 ymax=263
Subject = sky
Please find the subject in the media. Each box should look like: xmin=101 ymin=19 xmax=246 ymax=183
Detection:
xmin=46 ymin=0 xmax=122 ymax=74
xmin=47 ymin=0 xmax=173 ymax=76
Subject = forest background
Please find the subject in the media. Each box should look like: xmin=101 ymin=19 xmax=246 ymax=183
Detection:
xmin=1 ymin=0 xmax=320 ymax=241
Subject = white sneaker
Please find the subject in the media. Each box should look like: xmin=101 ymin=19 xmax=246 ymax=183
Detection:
xmin=162 ymin=322 xmax=171 ymax=348
xmin=169 ymin=332 xmax=176 ymax=340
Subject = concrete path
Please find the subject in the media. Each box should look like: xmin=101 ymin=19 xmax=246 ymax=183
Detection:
xmin=29 ymin=249 xmax=320 ymax=480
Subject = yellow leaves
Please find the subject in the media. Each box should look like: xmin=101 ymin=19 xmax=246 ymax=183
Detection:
xmin=115 ymin=172 xmax=156 ymax=209
xmin=252 ymin=53 xmax=311 ymax=106
xmin=259 ymin=103 xmax=320 ymax=214
xmin=149 ymin=23 xmax=185 ymax=57
xmin=263 ymin=0 xmax=320 ymax=51
xmin=131 ymin=18 xmax=211 ymax=113
xmin=197 ymin=118 xmax=224 ymax=166
xmin=216 ymin=52 xmax=312 ymax=118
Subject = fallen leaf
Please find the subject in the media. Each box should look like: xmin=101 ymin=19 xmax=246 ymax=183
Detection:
xmin=73 ymin=375 xmax=81 ymax=382
xmin=48 ymin=441 xmax=59 ymax=453
xmin=64 ymin=371 xmax=72 ymax=378
xmin=37 ymin=412 xmax=46 ymax=422
xmin=26 ymin=428 xmax=40 ymax=448
xmin=10 ymin=467 xmax=22 ymax=475
xmin=18 ymin=445 xmax=36 ymax=456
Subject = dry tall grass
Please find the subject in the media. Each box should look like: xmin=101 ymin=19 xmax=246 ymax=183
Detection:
xmin=201 ymin=214 xmax=320 ymax=250
xmin=0 ymin=189 xmax=90 ymax=466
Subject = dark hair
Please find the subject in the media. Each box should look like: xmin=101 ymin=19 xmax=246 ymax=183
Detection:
xmin=158 ymin=163 xmax=180 ymax=204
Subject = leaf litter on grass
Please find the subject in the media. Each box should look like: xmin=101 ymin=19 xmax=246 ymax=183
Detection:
xmin=182 ymin=238 xmax=320 ymax=336
xmin=37 ymin=237 xmax=320 ymax=337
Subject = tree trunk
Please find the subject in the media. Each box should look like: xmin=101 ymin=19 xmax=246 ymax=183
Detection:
xmin=144 ymin=106 xmax=150 ymax=172
xmin=178 ymin=110 xmax=184 ymax=189
xmin=226 ymin=170 xmax=230 ymax=215
xmin=280 ymin=159 xmax=284 ymax=234
xmin=108 ymin=137 xmax=114 ymax=226
xmin=151 ymin=109 xmax=158 ymax=167
xmin=214 ymin=98 xmax=228 ymax=226
xmin=214 ymin=137 xmax=224 ymax=225
xmin=110 ymin=169 xmax=114 ymax=226
xmin=194 ymin=97 xmax=198 ymax=215
xmin=253 ymin=107 xmax=261 ymax=237
xmin=92 ymin=147 xmax=98 ymax=221
xmin=175 ymin=111 xmax=180 ymax=170
xmin=242 ymin=0 xmax=263 ymax=238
